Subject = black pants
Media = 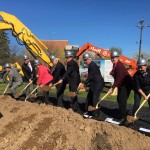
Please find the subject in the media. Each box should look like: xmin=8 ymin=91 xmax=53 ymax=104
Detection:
xmin=85 ymin=83 xmax=104 ymax=117
xmin=85 ymin=82 xmax=104 ymax=110
xmin=56 ymin=83 xmax=66 ymax=107
xmin=69 ymin=83 xmax=82 ymax=113
xmin=117 ymin=85 xmax=131 ymax=119
xmin=42 ymin=81 xmax=51 ymax=104
xmin=43 ymin=91 xmax=49 ymax=104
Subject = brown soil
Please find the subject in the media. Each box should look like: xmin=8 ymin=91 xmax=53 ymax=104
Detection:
xmin=0 ymin=95 xmax=150 ymax=150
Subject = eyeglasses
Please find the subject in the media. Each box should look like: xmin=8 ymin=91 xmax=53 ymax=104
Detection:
xmin=65 ymin=56 xmax=71 ymax=59
xmin=111 ymin=57 xmax=116 ymax=59
xmin=138 ymin=65 xmax=145 ymax=69
xmin=24 ymin=59 xmax=29 ymax=61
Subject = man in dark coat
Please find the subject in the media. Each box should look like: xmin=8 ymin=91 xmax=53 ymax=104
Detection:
xmin=80 ymin=53 xmax=104 ymax=118
xmin=22 ymin=55 xmax=37 ymax=97
xmin=132 ymin=58 xmax=150 ymax=115
xmin=108 ymin=51 xmax=132 ymax=123
xmin=57 ymin=51 xmax=81 ymax=113
xmin=50 ymin=54 xmax=67 ymax=108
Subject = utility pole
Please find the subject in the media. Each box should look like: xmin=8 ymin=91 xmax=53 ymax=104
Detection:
xmin=137 ymin=17 xmax=150 ymax=61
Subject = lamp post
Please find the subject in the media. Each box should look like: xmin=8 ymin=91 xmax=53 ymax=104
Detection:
xmin=137 ymin=17 xmax=150 ymax=61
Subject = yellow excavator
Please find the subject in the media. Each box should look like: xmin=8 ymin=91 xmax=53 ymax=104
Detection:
xmin=0 ymin=11 xmax=53 ymax=67
xmin=0 ymin=11 xmax=53 ymax=82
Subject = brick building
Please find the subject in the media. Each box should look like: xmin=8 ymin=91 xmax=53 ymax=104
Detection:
xmin=41 ymin=40 xmax=69 ymax=52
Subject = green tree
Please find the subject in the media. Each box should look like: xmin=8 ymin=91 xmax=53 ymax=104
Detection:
xmin=0 ymin=31 xmax=11 ymax=63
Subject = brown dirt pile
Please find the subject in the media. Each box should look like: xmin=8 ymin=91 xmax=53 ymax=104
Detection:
xmin=0 ymin=95 xmax=150 ymax=150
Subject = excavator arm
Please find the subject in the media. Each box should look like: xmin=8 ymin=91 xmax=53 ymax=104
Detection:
xmin=76 ymin=43 xmax=111 ymax=58
xmin=76 ymin=43 xmax=137 ymax=76
xmin=0 ymin=11 xmax=53 ymax=66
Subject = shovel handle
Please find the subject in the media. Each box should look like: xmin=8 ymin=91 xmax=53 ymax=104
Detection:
xmin=53 ymin=82 xmax=60 ymax=86
xmin=77 ymin=83 xmax=83 ymax=91
xmin=25 ymin=85 xmax=41 ymax=101
xmin=21 ymin=76 xmax=37 ymax=93
xmin=134 ymin=93 xmax=150 ymax=118
xmin=3 ymin=84 xmax=9 ymax=95
xmin=21 ymin=81 xmax=33 ymax=93
xmin=96 ymin=92 xmax=110 ymax=109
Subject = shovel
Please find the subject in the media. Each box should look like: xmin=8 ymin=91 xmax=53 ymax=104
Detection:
xmin=87 ymin=91 xmax=111 ymax=112
xmin=126 ymin=93 xmax=150 ymax=123
xmin=26 ymin=83 xmax=59 ymax=100
xmin=14 ymin=76 xmax=37 ymax=98
xmin=96 ymin=92 xmax=110 ymax=109
xmin=66 ymin=83 xmax=83 ymax=97
xmin=95 ymin=87 xmax=118 ymax=109
xmin=14 ymin=80 xmax=33 ymax=98
xmin=2 ymin=83 xmax=9 ymax=95
xmin=25 ymin=85 xmax=41 ymax=102
xmin=111 ymin=87 xmax=118 ymax=96
xmin=41 ymin=82 xmax=60 ymax=92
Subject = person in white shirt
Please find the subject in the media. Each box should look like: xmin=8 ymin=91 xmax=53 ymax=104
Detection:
xmin=21 ymin=55 xmax=37 ymax=98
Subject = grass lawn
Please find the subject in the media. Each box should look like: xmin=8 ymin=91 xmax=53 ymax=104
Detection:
xmin=0 ymin=82 xmax=148 ymax=107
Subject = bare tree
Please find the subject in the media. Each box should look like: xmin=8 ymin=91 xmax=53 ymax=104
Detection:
xmin=53 ymin=49 xmax=65 ymax=65
xmin=133 ymin=50 xmax=150 ymax=60
xmin=133 ymin=50 xmax=150 ymax=66
xmin=109 ymin=47 xmax=122 ymax=55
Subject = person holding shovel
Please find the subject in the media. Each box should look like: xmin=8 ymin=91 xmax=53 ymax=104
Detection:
xmin=108 ymin=51 xmax=132 ymax=124
xmin=49 ymin=54 xmax=67 ymax=108
xmin=21 ymin=55 xmax=37 ymax=98
xmin=132 ymin=58 xmax=150 ymax=116
xmin=34 ymin=59 xmax=53 ymax=104
xmin=57 ymin=51 xmax=82 ymax=114
xmin=80 ymin=53 xmax=104 ymax=119
xmin=4 ymin=63 xmax=23 ymax=98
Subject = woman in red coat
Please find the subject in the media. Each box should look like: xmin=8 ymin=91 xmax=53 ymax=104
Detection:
xmin=34 ymin=59 xmax=53 ymax=104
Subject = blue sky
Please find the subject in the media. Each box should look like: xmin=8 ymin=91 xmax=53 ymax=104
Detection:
xmin=1 ymin=0 xmax=150 ymax=58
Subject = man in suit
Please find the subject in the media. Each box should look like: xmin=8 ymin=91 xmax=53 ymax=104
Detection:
xmin=50 ymin=54 xmax=67 ymax=108
xmin=57 ymin=51 xmax=81 ymax=113
xmin=22 ymin=55 xmax=37 ymax=97
xmin=80 ymin=53 xmax=104 ymax=118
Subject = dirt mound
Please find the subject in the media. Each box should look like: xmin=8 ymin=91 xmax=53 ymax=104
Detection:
xmin=0 ymin=95 xmax=150 ymax=150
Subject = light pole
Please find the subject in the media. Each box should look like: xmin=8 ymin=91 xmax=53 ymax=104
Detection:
xmin=137 ymin=17 xmax=150 ymax=61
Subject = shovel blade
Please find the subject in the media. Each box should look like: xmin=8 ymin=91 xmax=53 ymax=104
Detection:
xmin=66 ymin=92 xmax=77 ymax=97
xmin=88 ymin=106 xmax=96 ymax=111
xmin=41 ymin=86 xmax=51 ymax=92
xmin=28 ymin=94 xmax=37 ymax=98
xmin=126 ymin=115 xmax=138 ymax=123
xmin=14 ymin=93 xmax=22 ymax=99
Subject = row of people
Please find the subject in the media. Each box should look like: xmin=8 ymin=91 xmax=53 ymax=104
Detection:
xmin=3 ymin=51 xmax=150 ymax=123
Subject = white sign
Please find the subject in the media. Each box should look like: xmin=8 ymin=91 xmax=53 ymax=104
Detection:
xmin=103 ymin=60 xmax=114 ymax=83
xmin=139 ymin=127 xmax=150 ymax=133
xmin=105 ymin=118 xmax=120 ymax=125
